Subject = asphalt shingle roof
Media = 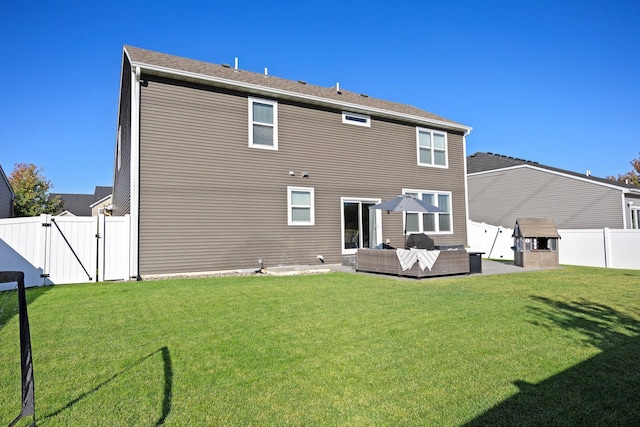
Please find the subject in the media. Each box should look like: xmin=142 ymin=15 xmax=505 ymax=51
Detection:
xmin=124 ymin=45 xmax=468 ymax=131
xmin=467 ymin=152 xmax=640 ymax=192
xmin=515 ymin=217 xmax=560 ymax=238
xmin=52 ymin=186 xmax=112 ymax=216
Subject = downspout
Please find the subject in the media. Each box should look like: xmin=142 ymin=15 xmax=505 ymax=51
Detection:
xmin=462 ymin=127 xmax=473 ymax=248
xmin=620 ymin=191 xmax=628 ymax=229
xmin=130 ymin=65 xmax=141 ymax=280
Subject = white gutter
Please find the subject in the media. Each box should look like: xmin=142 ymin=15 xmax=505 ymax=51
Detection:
xmin=128 ymin=59 xmax=472 ymax=134
xmin=621 ymin=192 xmax=628 ymax=229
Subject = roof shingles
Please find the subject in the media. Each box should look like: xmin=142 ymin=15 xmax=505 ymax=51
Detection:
xmin=52 ymin=186 xmax=112 ymax=216
xmin=124 ymin=45 xmax=466 ymax=130
xmin=467 ymin=152 xmax=640 ymax=191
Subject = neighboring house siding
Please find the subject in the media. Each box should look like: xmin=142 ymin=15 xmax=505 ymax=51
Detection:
xmin=0 ymin=167 xmax=13 ymax=218
xmin=112 ymin=54 xmax=132 ymax=216
xmin=91 ymin=195 xmax=113 ymax=216
xmin=137 ymin=77 xmax=467 ymax=275
xmin=468 ymin=167 xmax=624 ymax=229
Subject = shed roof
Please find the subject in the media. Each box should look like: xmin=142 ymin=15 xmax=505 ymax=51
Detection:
xmin=123 ymin=45 xmax=471 ymax=133
xmin=514 ymin=218 xmax=560 ymax=238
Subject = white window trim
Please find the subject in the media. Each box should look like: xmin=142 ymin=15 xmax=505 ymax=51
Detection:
xmin=342 ymin=111 xmax=371 ymax=127
xmin=249 ymin=97 xmax=278 ymax=150
xmin=402 ymin=189 xmax=453 ymax=235
xmin=288 ymin=186 xmax=315 ymax=226
xmin=631 ymin=207 xmax=640 ymax=229
xmin=416 ymin=127 xmax=448 ymax=168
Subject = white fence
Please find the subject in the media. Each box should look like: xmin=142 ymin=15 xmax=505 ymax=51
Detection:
xmin=0 ymin=214 xmax=131 ymax=289
xmin=467 ymin=221 xmax=515 ymax=260
xmin=468 ymin=221 xmax=640 ymax=270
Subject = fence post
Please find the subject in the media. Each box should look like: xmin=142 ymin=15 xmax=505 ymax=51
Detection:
xmin=39 ymin=213 xmax=51 ymax=285
xmin=482 ymin=222 xmax=488 ymax=255
xmin=603 ymin=227 xmax=612 ymax=268
xmin=97 ymin=214 xmax=104 ymax=282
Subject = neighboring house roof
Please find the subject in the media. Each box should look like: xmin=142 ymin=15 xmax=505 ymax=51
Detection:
xmin=0 ymin=164 xmax=15 ymax=218
xmin=93 ymin=186 xmax=112 ymax=201
xmin=52 ymin=186 xmax=112 ymax=216
xmin=514 ymin=218 xmax=560 ymax=238
xmin=124 ymin=45 xmax=471 ymax=134
xmin=467 ymin=152 xmax=640 ymax=194
xmin=0 ymin=164 xmax=14 ymax=196
xmin=90 ymin=194 xmax=112 ymax=209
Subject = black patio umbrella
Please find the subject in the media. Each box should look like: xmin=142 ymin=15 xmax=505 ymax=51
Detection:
xmin=369 ymin=194 xmax=446 ymax=248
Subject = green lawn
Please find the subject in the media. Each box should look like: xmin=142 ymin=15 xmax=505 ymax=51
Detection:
xmin=1 ymin=266 xmax=639 ymax=426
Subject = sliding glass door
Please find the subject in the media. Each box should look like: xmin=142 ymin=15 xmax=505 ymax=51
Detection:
xmin=342 ymin=198 xmax=381 ymax=254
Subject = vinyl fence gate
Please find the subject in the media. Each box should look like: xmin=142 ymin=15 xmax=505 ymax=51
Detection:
xmin=0 ymin=214 xmax=131 ymax=289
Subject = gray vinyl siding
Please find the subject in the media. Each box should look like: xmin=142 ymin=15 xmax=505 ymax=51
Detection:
xmin=0 ymin=168 xmax=13 ymax=218
xmin=468 ymin=167 xmax=624 ymax=229
xmin=112 ymin=55 xmax=132 ymax=216
xmin=138 ymin=78 xmax=467 ymax=275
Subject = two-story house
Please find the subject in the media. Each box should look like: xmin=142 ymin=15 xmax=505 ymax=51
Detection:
xmin=113 ymin=46 xmax=472 ymax=278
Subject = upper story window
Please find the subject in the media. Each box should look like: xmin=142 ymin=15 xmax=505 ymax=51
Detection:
xmin=249 ymin=97 xmax=278 ymax=150
xmin=342 ymin=112 xmax=371 ymax=127
xmin=417 ymin=128 xmax=447 ymax=167
xmin=288 ymin=186 xmax=315 ymax=226
xmin=403 ymin=189 xmax=452 ymax=234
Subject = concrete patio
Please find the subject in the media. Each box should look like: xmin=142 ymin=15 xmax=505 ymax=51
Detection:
xmin=265 ymin=259 xmax=554 ymax=279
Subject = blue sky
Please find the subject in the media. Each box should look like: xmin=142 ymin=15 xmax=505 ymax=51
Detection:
xmin=1 ymin=0 xmax=638 ymax=194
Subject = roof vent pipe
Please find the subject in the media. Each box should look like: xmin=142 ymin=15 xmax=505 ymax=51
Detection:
xmin=265 ymin=67 xmax=268 ymax=76
xmin=586 ymin=170 xmax=591 ymax=176
xmin=336 ymin=82 xmax=340 ymax=94
xmin=234 ymin=57 xmax=238 ymax=70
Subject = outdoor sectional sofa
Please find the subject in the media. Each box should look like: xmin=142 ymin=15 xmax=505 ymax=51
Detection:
xmin=355 ymin=248 xmax=470 ymax=278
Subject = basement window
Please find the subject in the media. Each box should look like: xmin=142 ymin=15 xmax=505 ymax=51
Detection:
xmin=342 ymin=112 xmax=371 ymax=127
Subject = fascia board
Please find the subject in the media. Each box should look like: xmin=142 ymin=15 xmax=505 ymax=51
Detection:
xmin=90 ymin=194 xmax=112 ymax=208
xmin=625 ymin=185 xmax=640 ymax=195
xmin=129 ymin=59 xmax=472 ymax=134
xmin=469 ymin=164 xmax=634 ymax=192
